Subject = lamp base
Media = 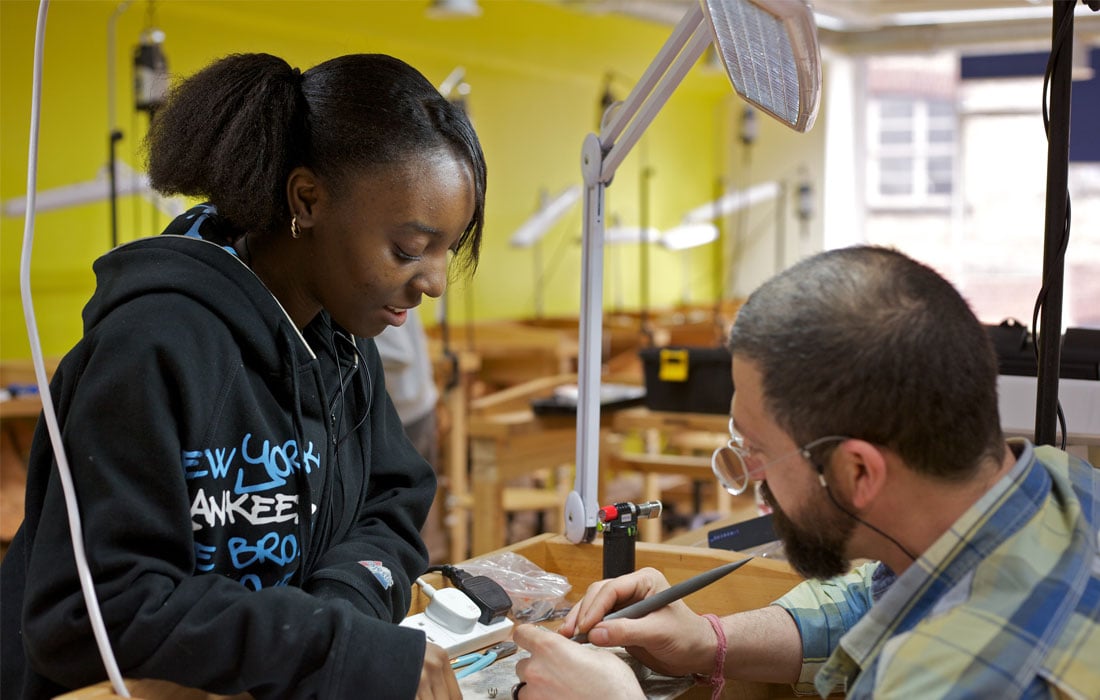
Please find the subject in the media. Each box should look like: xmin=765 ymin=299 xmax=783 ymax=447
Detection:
xmin=563 ymin=491 xmax=595 ymax=544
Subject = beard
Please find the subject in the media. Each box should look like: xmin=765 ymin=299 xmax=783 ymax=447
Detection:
xmin=760 ymin=480 xmax=856 ymax=580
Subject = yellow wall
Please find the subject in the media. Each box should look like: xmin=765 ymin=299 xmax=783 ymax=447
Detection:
xmin=1 ymin=0 xmax=821 ymax=360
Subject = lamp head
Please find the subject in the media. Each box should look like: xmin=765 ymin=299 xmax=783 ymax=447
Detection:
xmin=702 ymin=0 xmax=821 ymax=133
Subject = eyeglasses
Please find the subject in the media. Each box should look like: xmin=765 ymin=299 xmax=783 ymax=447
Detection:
xmin=710 ymin=417 xmax=848 ymax=496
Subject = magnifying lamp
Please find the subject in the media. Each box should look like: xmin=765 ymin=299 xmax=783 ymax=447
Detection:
xmin=510 ymin=184 xmax=582 ymax=317
xmin=509 ymin=184 xmax=582 ymax=249
xmin=682 ymin=180 xmax=780 ymax=225
xmin=661 ymin=222 xmax=719 ymax=251
xmin=564 ymin=0 xmax=821 ymax=544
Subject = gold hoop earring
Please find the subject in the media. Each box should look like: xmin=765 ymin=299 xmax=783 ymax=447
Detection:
xmin=290 ymin=216 xmax=302 ymax=239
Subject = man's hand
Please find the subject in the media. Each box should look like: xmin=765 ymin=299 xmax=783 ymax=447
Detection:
xmin=556 ymin=567 xmax=716 ymax=678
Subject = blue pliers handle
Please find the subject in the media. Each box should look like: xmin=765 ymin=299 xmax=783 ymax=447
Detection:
xmin=451 ymin=641 xmax=518 ymax=679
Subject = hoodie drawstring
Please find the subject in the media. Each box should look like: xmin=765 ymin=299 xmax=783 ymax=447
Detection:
xmin=285 ymin=331 xmax=312 ymax=588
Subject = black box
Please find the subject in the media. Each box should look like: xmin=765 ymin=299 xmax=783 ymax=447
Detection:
xmin=985 ymin=322 xmax=1100 ymax=380
xmin=707 ymin=514 xmax=777 ymax=552
xmin=985 ymin=320 xmax=1036 ymax=377
xmin=639 ymin=346 xmax=733 ymax=414
xmin=1062 ymin=328 xmax=1100 ymax=380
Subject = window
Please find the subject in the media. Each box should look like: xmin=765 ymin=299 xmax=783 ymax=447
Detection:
xmin=867 ymin=96 xmax=956 ymax=208
xmin=856 ymin=51 xmax=1100 ymax=331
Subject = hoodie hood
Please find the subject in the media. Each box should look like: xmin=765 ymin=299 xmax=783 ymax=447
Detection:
xmin=85 ymin=210 xmax=314 ymax=376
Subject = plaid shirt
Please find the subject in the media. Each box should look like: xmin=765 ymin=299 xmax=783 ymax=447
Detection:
xmin=774 ymin=440 xmax=1099 ymax=699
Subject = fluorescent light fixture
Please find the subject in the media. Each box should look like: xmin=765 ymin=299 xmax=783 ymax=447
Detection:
xmin=811 ymin=3 xmax=1100 ymax=33
xmin=810 ymin=11 xmax=850 ymax=32
xmin=427 ymin=0 xmax=481 ymax=18
xmin=888 ymin=6 xmax=1080 ymax=27
xmin=661 ymin=222 xmax=719 ymax=250
xmin=509 ymin=184 xmax=582 ymax=248
xmin=565 ymin=0 xmax=822 ymax=544
xmin=682 ymin=180 xmax=780 ymax=224
xmin=604 ymin=224 xmax=661 ymax=244
xmin=2 ymin=161 xmax=185 ymax=219
xmin=438 ymin=66 xmax=467 ymax=98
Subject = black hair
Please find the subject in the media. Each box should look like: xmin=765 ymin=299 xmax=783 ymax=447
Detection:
xmin=728 ymin=245 xmax=1005 ymax=481
xmin=146 ymin=53 xmax=486 ymax=274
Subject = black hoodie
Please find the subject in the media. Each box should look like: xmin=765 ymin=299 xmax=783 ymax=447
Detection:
xmin=1 ymin=207 xmax=436 ymax=698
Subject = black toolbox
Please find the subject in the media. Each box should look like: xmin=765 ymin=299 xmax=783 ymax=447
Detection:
xmin=638 ymin=346 xmax=734 ymax=414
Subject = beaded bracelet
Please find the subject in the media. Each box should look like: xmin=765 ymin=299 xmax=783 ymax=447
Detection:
xmin=696 ymin=613 xmax=727 ymax=699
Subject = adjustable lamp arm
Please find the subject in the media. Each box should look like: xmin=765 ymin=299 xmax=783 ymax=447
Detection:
xmin=600 ymin=3 xmax=712 ymax=179
xmin=564 ymin=0 xmax=821 ymax=544
xmin=565 ymin=3 xmax=713 ymax=543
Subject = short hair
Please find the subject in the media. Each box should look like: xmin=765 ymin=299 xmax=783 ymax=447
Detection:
xmin=146 ymin=53 xmax=486 ymax=274
xmin=728 ymin=245 xmax=1005 ymax=480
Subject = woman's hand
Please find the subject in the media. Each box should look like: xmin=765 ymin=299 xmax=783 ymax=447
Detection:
xmin=512 ymin=624 xmax=644 ymax=700
xmin=416 ymin=642 xmax=462 ymax=699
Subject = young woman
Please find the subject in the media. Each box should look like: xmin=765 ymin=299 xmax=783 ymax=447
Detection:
xmin=1 ymin=52 xmax=486 ymax=700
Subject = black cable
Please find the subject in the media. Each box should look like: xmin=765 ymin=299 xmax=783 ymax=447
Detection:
xmin=812 ymin=459 xmax=918 ymax=563
xmin=330 ymin=330 xmax=371 ymax=450
xmin=1029 ymin=204 xmax=1069 ymax=450
xmin=1032 ymin=4 xmax=1076 ymax=450
xmin=1040 ymin=7 xmax=1076 ymax=134
xmin=821 ymin=483 xmax=917 ymax=562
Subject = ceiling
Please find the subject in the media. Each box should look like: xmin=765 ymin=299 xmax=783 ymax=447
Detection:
xmin=564 ymin=0 xmax=1100 ymax=55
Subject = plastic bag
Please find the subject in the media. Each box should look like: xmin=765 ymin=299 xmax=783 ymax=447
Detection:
xmin=460 ymin=551 xmax=572 ymax=622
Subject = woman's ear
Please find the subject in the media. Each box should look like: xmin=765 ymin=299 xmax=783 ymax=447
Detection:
xmin=286 ymin=166 xmax=320 ymax=227
xmin=831 ymin=439 xmax=888 ymax=510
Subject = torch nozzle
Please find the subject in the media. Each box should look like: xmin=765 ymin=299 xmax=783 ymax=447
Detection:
xmin=598 ymin=500 xmax=663 ymax=524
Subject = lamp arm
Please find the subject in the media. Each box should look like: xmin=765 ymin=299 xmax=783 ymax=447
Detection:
xmin=565 ymin=3 xmax=712 ymax=543
xmin=600 ymin=4 xmax=709 ymax=179
xmin=565 ymin=135 xmax=607 ymax=543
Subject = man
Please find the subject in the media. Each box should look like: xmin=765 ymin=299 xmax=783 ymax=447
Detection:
xmin=512 ymin=246 xmax=1098 ymax=699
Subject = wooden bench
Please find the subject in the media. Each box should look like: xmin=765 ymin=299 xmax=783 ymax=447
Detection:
xmin=1 ymin=359 xmax=55 ymax=558
xmin=58 ymin=533 xmax=807 ymax=699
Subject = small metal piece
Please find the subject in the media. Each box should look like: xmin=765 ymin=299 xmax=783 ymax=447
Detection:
xmin=487 ymin=688 xmax=498 ymax=698
xmin=485 ymin=640 xmax=518 ymax=659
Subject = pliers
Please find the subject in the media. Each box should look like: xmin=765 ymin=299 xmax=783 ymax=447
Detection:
xmin=451 ymin=641 xmax=518 ymax=679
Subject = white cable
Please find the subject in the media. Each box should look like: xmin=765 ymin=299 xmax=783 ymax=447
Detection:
xmin=415 ymin=576 xmax=438 ymax=597
xmin=416 ymin=577 xmax=479 ymax=634
xmin=20 ymin=1 xmax=130 ymax=696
